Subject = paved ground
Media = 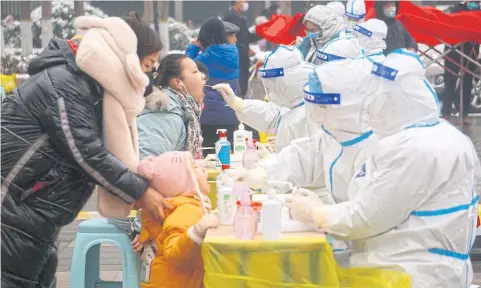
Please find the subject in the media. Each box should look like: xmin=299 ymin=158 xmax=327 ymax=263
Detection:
xmin=54 ymin=115 xmax=481 ymax=287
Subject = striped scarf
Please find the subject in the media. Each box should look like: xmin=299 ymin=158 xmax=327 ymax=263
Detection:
xmin=168 ymin=88 xmax=202 ymax=157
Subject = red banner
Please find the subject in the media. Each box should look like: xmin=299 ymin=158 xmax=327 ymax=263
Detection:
xmin=256 ymin=1 xmax=481 ymax=46
xmin=256 ymin=13 xmax=306 ymax=45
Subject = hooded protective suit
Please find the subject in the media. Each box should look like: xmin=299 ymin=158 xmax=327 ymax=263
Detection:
xmin=213 ymin=46 xmax=316 ymax=152
xmin=344 ymin=0 xmax=366 ymax=32
xmin=288 ymin=49 xmax=480 ymax=288
xmin=314 ymin=33 xmax=362 ymax=65
xmin=327 ymin=2 xmax=346 ymax=18
xmin=257 ymin=20 xmax=387 ymax=203
xmin=298 ymin=5 xmax=346 ymax=63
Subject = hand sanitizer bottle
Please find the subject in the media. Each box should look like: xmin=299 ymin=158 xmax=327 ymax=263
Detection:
xmin=233 ymin=184 xmax=257 ymax=239
xmin=215 ymin=129 xmax=231 ymax=171
xmin=233 ymin=122 xmax=248 ymax=155
xmin=261 ymin=189 xmax=282 ymax=240
xmin=242 ymin=137 xmax=260 ymax=170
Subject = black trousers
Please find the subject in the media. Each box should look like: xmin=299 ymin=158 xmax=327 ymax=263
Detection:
xmin=441 ymin=43 xmax=477 ymax=117
xmin=238 ymin=54 xmax=250 ymax=98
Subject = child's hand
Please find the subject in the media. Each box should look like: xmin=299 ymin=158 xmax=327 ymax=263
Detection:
xmin=194 ymin=214 xmax=219 ymax=239
xmin=131 ymin=234 xmax=144 ymax=253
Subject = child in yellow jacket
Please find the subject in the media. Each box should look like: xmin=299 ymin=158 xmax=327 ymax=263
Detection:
xmin=137 ymin=151 xmax=218 ymax=288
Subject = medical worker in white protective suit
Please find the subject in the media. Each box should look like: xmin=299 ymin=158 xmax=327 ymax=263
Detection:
xmin=344 ymin=0 xmax=366 ymax=33
xmin=313 ymin=15 xmax=362 ymax=65
xmin=242 ymin=19 xmax=387 ymax=203
xmin=213 ymin=46 xmax=316 ymax=152
xmin=297 ymin=5 xmax=349 ymax=64
xmin=287 ymin=49 xmax=481 ymax=288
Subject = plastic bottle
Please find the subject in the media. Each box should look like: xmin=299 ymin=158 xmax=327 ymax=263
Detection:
xmin=261 ymin=189 xmax=282 ymax=240
xmin=242 ymin=137 xmax=260 ymax=170
xmin=217 ymin=172 xmax=236 ymax=225
xmin=215 ymin=129 xmax=231 ymax=171
xmin=233 ymin=123 xmax=249 ymax=155
xmin=233 ymin=184 xmax=257 ymax=239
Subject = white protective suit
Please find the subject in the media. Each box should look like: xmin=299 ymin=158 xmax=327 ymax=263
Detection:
xmin=326 ymin=2 xmax=346 ymax=18
xmin=259 ymin=20 xmax=387 ymax=203
xmin=344 ymin=0 xmax=366 ymax=32
xmin=302 ymin=5 xmax=346 ymax=63
xmin=215 ymin=46 xmax=316 ymax=152
xmin=289 ymin=49 xmax=481 ymax=288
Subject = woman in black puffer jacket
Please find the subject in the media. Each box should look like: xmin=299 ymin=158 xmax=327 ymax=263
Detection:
xmin=1 ymin=15 xmax=164 ymax=288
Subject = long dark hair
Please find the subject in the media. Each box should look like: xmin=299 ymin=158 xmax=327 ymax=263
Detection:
xmin=123 ymin=11 xmax=163 ymax=59
xmin=155 ymin=54 xmax=188 ymax=87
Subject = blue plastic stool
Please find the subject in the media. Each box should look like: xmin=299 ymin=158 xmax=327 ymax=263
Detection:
xmin=69 ymin=218 xmax=140 ymax=288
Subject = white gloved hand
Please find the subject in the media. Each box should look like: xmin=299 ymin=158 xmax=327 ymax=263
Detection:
xmin=295 ymin=36 xmax=304 ymax=46
xmin=212 ymin=83 xmax=245 ymax=111
xmin=285 ymin=194 xmax=330 ymax=226
xmin=293 ymin=187 xmax=325 ymax=203
xmin=284 ymin=194 xmax=315 ymax=223
xmin=255 ymin=142 xmax=272 ymax=160
xmin=188 ymin=213 xmax=219 ymax=245
xmin=234 ymin=167 xmax=267 ymax=190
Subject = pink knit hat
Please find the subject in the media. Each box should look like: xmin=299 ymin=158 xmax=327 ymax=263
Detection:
xmin=137 ymin=151 xmax=202 ymax=199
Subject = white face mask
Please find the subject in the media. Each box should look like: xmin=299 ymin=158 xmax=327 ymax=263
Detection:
xmin=383 ymin=7 xmax=397 ymax=18
xmin=242 ymin=2 xmax=249 ymax=12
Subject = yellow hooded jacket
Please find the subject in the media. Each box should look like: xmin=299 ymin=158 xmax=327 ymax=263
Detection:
xmin=140 ymin=196 xmax=205 ymax=288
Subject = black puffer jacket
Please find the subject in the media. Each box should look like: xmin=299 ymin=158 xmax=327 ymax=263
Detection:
xmin=1 ymin=38 xmax=149 ymax=287
xmin=374 ymin=0 xmax=418 ymax=55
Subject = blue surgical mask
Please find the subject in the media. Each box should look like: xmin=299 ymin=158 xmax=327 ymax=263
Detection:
xmin=307 ymin=31 xmax=320 ymax=39
xmin=467 ymin=2 xmax=479 ymax=10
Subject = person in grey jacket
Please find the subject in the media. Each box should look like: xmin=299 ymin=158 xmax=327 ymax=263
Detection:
xmin=118 ymin=54 xmax=208 ymax=250
xmin=137 ymin=53 xmax=207 ymax=160
xmin=374 ymin=0 xmax=418 ymax=55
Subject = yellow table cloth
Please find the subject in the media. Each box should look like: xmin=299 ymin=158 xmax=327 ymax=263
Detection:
xmin=203 ymin=226 xmax=340 ymax=287
xmin=202 ymin=226 xmax=411 ymax=288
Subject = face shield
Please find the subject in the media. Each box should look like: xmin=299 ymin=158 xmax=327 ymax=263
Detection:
xmin=345 ymin=0 xmax=366 ymax=32
xmin=315 ymin=34 xmax=362 ymax=66
xmin=259 ymin=46 xmax=314 ymax=109
xmin=303 ymin=70 xmax=341 ymax=132
xmin=368 ymin=50 xmax=440 ymax=137
xmin=352 ymin=19 xmax=387 ymax=56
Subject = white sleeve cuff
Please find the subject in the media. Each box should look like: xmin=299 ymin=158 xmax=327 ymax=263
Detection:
xmin=230 ymin=97 xmax=245 ymax=111
xmin=312 ymin=205 xmax=331 ymax=228
xmin=187 ymin=226 xmax=204 ymax=246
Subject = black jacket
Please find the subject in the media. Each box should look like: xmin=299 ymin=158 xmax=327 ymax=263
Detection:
xmin=374 ymin=0 xmax=418 ymax=55
xmin=223 ymin=9 xmax=261 ymax=58
xmin=1 ymin=38 xmax=149 ymax=287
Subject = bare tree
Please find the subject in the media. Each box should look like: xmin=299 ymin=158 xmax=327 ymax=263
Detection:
xmin=74 ymin=1 xmax=85 ymax=17
xmin=20 ymin=1 xmax=33 ymax=55
xmin=144 ymin=0 xmax=154 ymax=24
xmin=174 ymin=0 xmax=183 ymax=23
xmin=158 ymin=0 xmax=170 ymax=52
xmin=42 ymin=1 xmax=53 ymax=48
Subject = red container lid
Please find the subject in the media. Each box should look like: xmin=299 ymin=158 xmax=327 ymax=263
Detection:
xmin=236 ymin=200 xmax=262 ymax=209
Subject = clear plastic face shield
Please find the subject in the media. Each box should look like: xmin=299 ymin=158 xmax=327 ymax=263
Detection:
xmin=303 ymin=70 xmax=342 ymax=133
xmin=345 ymin=12 xmax=365 ymax=32
xmin=259 ymin=46 xmax=309 ymax=108
xmin=352 ymin=19 xmax=387 ymax=55
xmin=368 ymin=53 xmax=439 ymax=137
